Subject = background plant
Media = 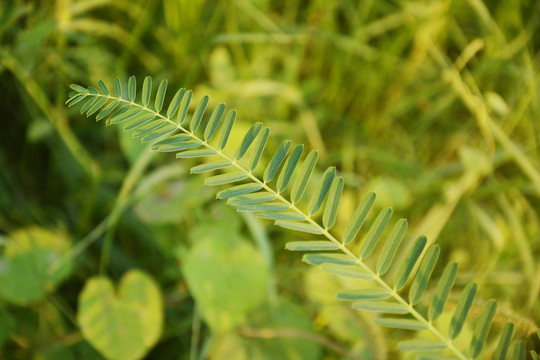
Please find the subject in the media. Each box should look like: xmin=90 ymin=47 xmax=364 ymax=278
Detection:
xmin=1 ymin=0 xmax=540 ymax=359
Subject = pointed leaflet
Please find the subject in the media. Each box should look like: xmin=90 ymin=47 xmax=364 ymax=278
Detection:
xmin=308 ymin=167 xmax=336 ymax=216
xmin=176 ymin=149 xmax=217 ymax=158
xmin=285 ymin=241 xmax=339 ymax=251
xmin=227 ymin=192 xmax=275 ymax=206
xmin=291 ymin=150 xmax=318 ymax=203
xmin=108 ymin=107 xmax=144 ymax=125
xmin=352 ymin=302 xmax=409 ymax=314
xmin=257 ymin=211 xmax=304 ymax=221
xmin=276 ymin=145 xmax=304 ymax=193
xmin=393 ymin=236 xmax=427 ymax=291
xmin=470 ymin=299 xmax=496 ymax=358
xmin=132 ymin=120 xmax=167 ymax=138
xmin=141 ymin=124 xmax=176 ymax=142
xmin=113 ymin=77 xmax=122 ymax=97
xmin=236 ymin=202 xmax=289 ymax=212
xmin=204 ymin=171 xmax=247 ymax=186
xmin=216 ymin=184 xmax=262 ymax=199
xmin=375 ymin=318 xmax=428 ymax=331
xmin=342 ymin=192 xmax=376 ymax=244
xmin=218 ymin=110 xmax=236 ymax=150
xmin=142 ymin=76 xmax=152 ymax=107
xmin=428 ymin=261 xmax=458 ymax=322
xmin=322 ymin=176 xmax=343 ymax=230
xmin=322 ymin=263 xmax=374 ymax=280
xmin=302 ymin=253 xmax=356 ymax=265
xmin=191 ymin=160 xmax=232 ymax=174
xmin=128 ymin=75 xmax=136 ymax=102
xmin=235 ymin=122 xmax=263 ymax=160
xmin=493 ymin=323 xmax=514 ymax=360
xmin=66 ymin=94 xmax=87 ymax=107
xmin=264 ymin=140 xmax=291 ymax=183
xmin=376 ymin=219 xmax=407 ymax=275
xmin=397 ymin=340 xmax=447 ymax=352
xmin=276 ymin=221 xmax=323 ymax=235
xmin=97 ymin=80 xmax=109 ymax=96
xmin=96 ymin=100 xmax=120 ymax=121
xmin=177 ymin=90 xmax=192 ymax=126
xmin=156 ymin=139 xmax=199 ymax=152
xmin=190 ymin=95 xmax=208 ymax=132
xmin=409 ymin=245 xmax=440 ymax=305
xmin=337 ymin=288 xmax=391 ymax=301
xmin=248 ymin=128 xmax=270 ymax=171
xmin=154 ymin=79 xmax=168 ymax=112
xmin=449 ymin=282 xmax=477 ymax=339
xmin=152 ymin=133 xmax=191 ymax=148
xmin=358 ymin=208 xmax=392 ymax=259
xmin=204 ymin=103 xmax=225 ymax=141
xmin=167 ymin=88 xmax=186 ymax=118
xmin=86 ymin=97 xmax=108 ymax=116
xmin=80 ymin=88 xmax=99 ymax=113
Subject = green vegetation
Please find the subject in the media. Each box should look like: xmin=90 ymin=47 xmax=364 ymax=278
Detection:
xmin=1 ymin=0 xmax=540 ymax=359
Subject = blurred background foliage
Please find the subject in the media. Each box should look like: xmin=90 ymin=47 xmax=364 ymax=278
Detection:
xmin=0 ymin=0 xmax=539 ymax=359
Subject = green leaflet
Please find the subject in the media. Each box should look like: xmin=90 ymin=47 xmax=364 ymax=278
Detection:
xmin=124 ymin=112 xmax=156 ymax=131
xmin=470 ymin=299 xmax=496 ymax=358
xmin=302 ymin=253 xmax=356 ymax=266
xmin=190 ymin=160 xmax=232 ymax=174
xmin=393 ymin=236 xmax=427 ymax=291
xmin=248 ymin=127 xmax=270 ymax=171
xmin=177 ymin=90 xmax=192 ymax=126
xmin=70 ymin=84 xmax=88 ymax=94
xmin=308 ymin=167 xmax=336 ymax=216
xmin=205 ymin=171 xmax=247 ymax=186
xmin=128 ymin=75 xmax=136 ymax=102
xmin=108 ymin=106 xmax=143 ymax=125
xmin=235 ymin=122 xmax=263 ymax=160
xmin=142 ymin=76 xmax=152 ymax=107
xmin=132 ymin=120 xmax=167 ymax=139
xmin=141 ymin=124 xmax=177 ymax=143
xmin=97 ymin=80 xmax=109 ymax=95
xmin=285 ymin=241 xmax=339 ymax=251
xmin=322 ymin=176 xmax=343 ymax=230
xmin=190 ymin=95 xmax=209 ymax=132
xmin=493 ymin=323 xmax=514 ymax=360
xmin=66 ymin=94 xmax=87 ymax=107
xmin=236 ymin=202 xmax=290 ymax=212
xmin=113 ymin=77 xmax=122 ymax=97
xmin=342 ymin=192 xmax=376 ymax=244
xmin=227 ymin=192 xmax=275 ymax=206
xmin=337 ymin=288 xmax=391 ymax=301
xmin=264 ymin=140 xmax=291 ymax=183
xmin=352 ymin=301 xmax=409 ymax=314
xmin=96 ymin=100 xmax=120 ymax=121
xmin=157 ymin=139 xmax=200 ymax=152
xmin=154 ymin=79 xmax=168 ymax=113
xmin=216 ymin=184 xmax=262 ymax=199
xmin=257 ymin=211 xmax=305 ymax=221
xmin=176 ymin=149 xmax=217 ymax=158
xmin=167 ymin=88 xmax=186 ymax=119
xmin=218 ymin=110 xmax=236 ymax=150
xmin=376 ymin=219 xmax=407 ymax=275
xmin=375 ymin=318 xmax=428 ymax=331
xmin=80 ymin=93 xmax=98 ymax=114
xmin=276 ymin=221 xmax=324 ymax=235
xmin=86 ymin=97 xmax=108 ymax=117
xmin=449 ymin=282 xmax=477 ymax=339
xmin=321 ymin=263 xmax=374 ymax=280
xmin=358 ymin=207 xmax=392 ymax=260
xmin=152 ymin=134 xmax=191 ymax=149
xmin=276 ymin=144 xmax=304 ymax=193
xmin=204 ymin=103 xmax=226 ymax=141
xmin=291 ymin=150 xmax=318 ymax=203
xmin=428 ymin=261 xmax=458 ymax=322
xmin=397 ymin=340 xmax=447 ymax=352
xmin=409 ymin=245 xmax=440 ymax=305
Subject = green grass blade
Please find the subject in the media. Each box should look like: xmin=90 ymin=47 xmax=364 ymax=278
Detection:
xmin=342 ymin=192 xmax=376 ymax=244
xmin=263 ymin=140 xmax=291 ymax=183
xmin=358 ymin=208 xmax=392 ymax=259
xmin=470 ymin=299 xmax=496 ymax=358
xmin=204 ymin=103 xmax=225 ymax=141
xmin=113 ymin=77 xmax=122 ymax=97
xmin=512 ymin=342 xmax=526 ymax=360
xmin=321 ymin=263 xmax=374 ymax=280
xmin=190 ymin=160 xmax=232 ymax=174
xmin=428 ymin=261 xmax=458 ymax=322
xmin=86 ymin=97 xmax=108 ymax=116
xmin=322 ymin=176 xmax=344 ymax=230
xmin=216 ymin=183 xmax=262 ymax=199
xmin=302 ymin=253 xmax=356 ymax=265
xmin=176 ymin=149 xmax=217 ymax=158
xmin=142 ymin=76 xmax=152 ymax=107
xmin=449 ymin=282 xmax=477 ymax=339
xmin=352 ymin=301 xmax=409 ymax=314
xmin=204 ymin=171 xmax=247 ymax=186
xmin=257 ymin=211 xmax=305 ymax=221
xmin=291 ymin=150 xmax=318 ymax=203
xmin=276 ymin=144 xmax=304 ymax=193
xmin=97 ymin=80 xmax=109 ymax=96
xmin=337 ymin=288 xmax=391 ymax=301
xmin=375 ymin=318 xmax=428 ymax=330
xmin=276 ymin=221 xmax=324 ymax=234
xmin=227 ymin=192 xmax=276 ymax=206
xmin=235 ymin=122 xmax=263 ymax=160
xmin=398 ymin=340 xmax=447 ymax=351
xmin=154 ymin=79 xmax=168 ymax=112
xmin=128 ymin=75 xmax=136 ymax=102
xmin=96 ymin=100 xmax=119 ymax=121
xmin=393 ymin=236 xmax=427 ymax=291
xmin=167 ymin=88 xmax=186 ymax=119
xmin=409 ymin=245 xmax=440 ymax=305
xmin=190 ymin=95 xmax=208 ymax=132
xmin=248 ymin=127 xmax=270 ymax=171
xmin=218 ymin=110 xmax=236 ymax=150
xmin=308 ymin=167 xmax=336 ymax=216
xmin=236 ymin=202 xmax=290 ymax=212
xmin=177 ymin=90 xmax=192 ymax=126
xmin=493 ymin=323 xmax=514 ymax=360
xmin=376 ymin=219 xmax=407 ymax=275
xmin=285 ymin=241 xmax=339 ymax=251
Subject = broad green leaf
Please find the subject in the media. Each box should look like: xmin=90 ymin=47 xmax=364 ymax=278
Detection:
xmin=205 ymin=171 xmax=247 ymax=186
xmin=321 ymin=263 xmax=374 ymax=280
xmin=167 ymin=88 xmax=186 ymax=118
xmin=322 ymin=176 xmax=343 ymax=230
xmin=216 ymin=183 xmax=262 ymax=199
xmin=177 ymin=90 xmax=192 ymax=126
xmin=428 ymin=261 xmax=458 ymax=322
xmin=257 ymin=211 xmax=305 ymax=221
xmin=113 ymin=77 xmax=122 ymax=97
xmin=512 ymin=342 xmax=526 ymax=360
xmin=191 ymin=160 xmax=232 ymax=174
xmin=352 ymin=301 xmax=409 ymax=314
xmin=470 ymin=299 xmax=496 ymax=358
xmin=376 ymin=219 xmax=407 ymax=275
xmin=342 ymin=192 xmax=376 ymax=244
xmin=302 ymin=253 xmax=356 ymax=265
xmin=140 ymin=124 xmax=177 ymax=142
xmin=124 ymin=112 xmax=156 ymax=130
xmin=375 ymin=318 xmax=428 ymax=330
xmin=77 ymin=270 xmax=163 ymax=360
xmin=393 ymin=235 xmax=427 ymax=290
xmin=154 ymin=79 xmax=168 ymax=112
xmin=285 ymin=241 xmax=339 ymax=251
xmin=70 ymin=84 xmax=88 ymax=94
xmin=398 ymin=340 xmax=447 ymax=351
xmin=276 ymin=144 xmax=304 ymax=193
xmin=493 ymin=323 xmax=514 ymax=360
xmin=97 ymin=80 xmax=110 ymax=95
xmin=337 ymin=288 xmax=391 ymax=301
xmin=96 ymin=100 xmax=120 ymax=121
xmin=263 ymin=140 xmax=291 ymax=183
xmin=86 ymin=97 xmax=108 ymax=116
xmin=204 ymin=103 xmax=226 ymax=141
xmin=142 ymin=76 xmax=152 ymax=107
xmin=449 ymin=282 xmax=477 ymax=339
xmin=291 ymin=150 xmax=318 ymax=203
xmin=235 ymin=122 xmax=263 ymax=160
xmin=236 ymin=202 xmax=290 ymax=212
xmin=176 ymin=149 xmax=217 ymax=158
xmin=276 ymin=221 xmax=324 ymax=234
xmin=190 ymin=95 xmax=208 ymax=132
xmin=218 ymin=110 xmax=236 ymax=150
xmin=128 ymin=75 xmax=136 ymax=102
xmin=358 ymin=207 xmax=392 ymax=259
xmin=308 ymin=167 xmax=336 ymax=216
xmin=409 ymin=245 xmax=440 ymax=305
xmin=248 ymin=127 xmax=270 ymax=171
xmin=156 ymin=139 xmax=200 ymax=152
xmin=108 ymin=106 xmax=144 ymax=125
xmin=227 ymin=192 xmax=276 ymax=206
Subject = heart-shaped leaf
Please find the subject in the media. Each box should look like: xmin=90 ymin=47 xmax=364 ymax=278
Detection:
xmin=77 ymin=270 xmax=163 ymax=360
